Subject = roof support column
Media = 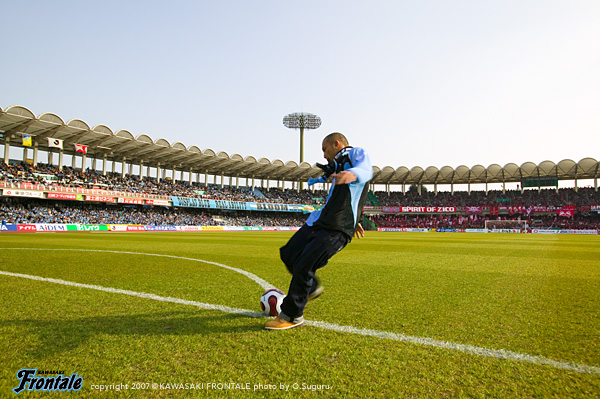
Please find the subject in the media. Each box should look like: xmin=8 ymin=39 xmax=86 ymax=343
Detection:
xmin=32 ymin=142 xmax=38 ymax=167
xmin=236 ymin=176 xmax=239 ymax=188
xmin=58 ymin=150 xmax=64 ymax=172
xmin=252 ymin=177 xmax=255 ymax=191
xmin=146 ymin=164 xmax=151 ymax=179
xmin=71 ymin=152 xmax=76 ymax=169
xmin=3 ymin=135 xmax=10 ymax=165
xmin=189 ymin=168 xmax=193 ymax=185
xmin=22 ymin=147 xmax=28 ymax=163
xmin=111 ymin=158 xmax=116 ymax=174
xmin=139 ymin=160 xmax=144 ymax=179
xmin=82 ymin=154 xmax=87 ymax=172
xmin=102 ymin=154 xmax=107 ymax=176
xmin=121 ymin=157 xmax=126 ymax=178
xmin=171 ymin=167 xmax=175 ymax=182
xmin=594 ymin=177 xmax=597 ymax=192
xmin=156 ymin=164 xmax=161 ymax=182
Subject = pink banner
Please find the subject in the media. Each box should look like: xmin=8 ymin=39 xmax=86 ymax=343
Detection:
xmin=383 ymin=206 xmax=456 ymax=213
xmin=465 ymin=206 xmax=482 ymax=215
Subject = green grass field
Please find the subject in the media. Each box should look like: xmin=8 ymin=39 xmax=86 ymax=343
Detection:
xmin=1 ymin=232 xmax=599 ymax=398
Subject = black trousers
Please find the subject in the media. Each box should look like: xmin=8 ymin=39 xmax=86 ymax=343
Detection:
xmin=279 ymin=224 xmax=350 ymax=322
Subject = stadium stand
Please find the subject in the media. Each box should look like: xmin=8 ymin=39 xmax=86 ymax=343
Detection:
xmin=1 ymin=105 xmax=598 ymax=231
xmin=0 ymin=161 xmax=327 ymax=205
xmin=0 ymin=198 xmax=308 ymax=227
xmin=2 ymin=160 xmax=599 ymax=229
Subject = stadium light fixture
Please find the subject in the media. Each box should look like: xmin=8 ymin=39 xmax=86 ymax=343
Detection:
xmin=283 ymin=112 xmax=321 ymax=164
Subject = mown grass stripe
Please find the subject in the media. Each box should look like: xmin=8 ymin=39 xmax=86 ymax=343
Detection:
xmin=0 ymin=247 xmax=275 ymax=290
xmin=1 ymin=268 xmax=598 ymax=375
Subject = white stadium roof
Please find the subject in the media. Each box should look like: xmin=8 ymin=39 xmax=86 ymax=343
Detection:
xmin=1 ymin=105 xmax=598 ymax=186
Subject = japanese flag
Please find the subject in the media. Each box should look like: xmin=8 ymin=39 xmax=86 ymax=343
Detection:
xmin=47 ymin=138 xmax=63 ymax=149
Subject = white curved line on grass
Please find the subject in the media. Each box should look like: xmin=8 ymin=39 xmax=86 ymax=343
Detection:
xmin=1 ymin=268 xmax=599 ymax=375
xmin=0 ymin=248 xmax=275 ymax=291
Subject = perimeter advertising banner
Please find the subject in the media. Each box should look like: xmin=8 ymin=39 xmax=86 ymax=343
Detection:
xmin=377 ymin=228 xmax=429 ymax=232
xmin=0 ymin=224 xmax=302 ymax=233
xmin=145 ymin=199 xmax=171 ymax=206
xmin=2 ymin=189 xmax=44 ymax=198
xmin=382 ymin=206 xmax=457 ymax=213
xmin=117 ymin=198 xmax=145 ymax=205
xmin=170 ymin=197 xmax=304 ymax=212
xmin=47 ymin=193 xmax=83 ymax=201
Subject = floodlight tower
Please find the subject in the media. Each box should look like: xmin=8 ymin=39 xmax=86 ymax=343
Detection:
xmin=283 ymin=112 xmax=322 ymax=164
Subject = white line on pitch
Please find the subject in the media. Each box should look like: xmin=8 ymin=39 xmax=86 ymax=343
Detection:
xmin=0 ymin=268 xmax=599 ymax=375
xmin=0 ymin=248 xmax=275 ymax=290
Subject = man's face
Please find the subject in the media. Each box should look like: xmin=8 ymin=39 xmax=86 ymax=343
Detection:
xmin=322 ymin=139 xmax=338 ymax=161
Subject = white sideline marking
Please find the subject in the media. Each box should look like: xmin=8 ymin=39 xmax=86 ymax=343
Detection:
xmin=0 ymin=248 xmax=275 ymax=290
xmin=1 ymin=249 xmax=599 ymax=375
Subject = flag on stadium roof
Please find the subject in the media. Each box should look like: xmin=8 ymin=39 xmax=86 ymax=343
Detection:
xmin=47 ymin=138 xmax=63 ymax=149
xmin=22 ymin=134 xmax=32 ymax=147
xmin=74 ymin=143 xmax=88 ymax=154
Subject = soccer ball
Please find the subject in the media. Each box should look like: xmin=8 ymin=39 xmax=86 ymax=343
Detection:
xmin=260 ymin=288 xmax=286 ymax=317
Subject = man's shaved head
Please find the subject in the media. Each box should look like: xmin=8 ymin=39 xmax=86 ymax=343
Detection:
xmin=323 ymin=132 xmax=349 ymax=146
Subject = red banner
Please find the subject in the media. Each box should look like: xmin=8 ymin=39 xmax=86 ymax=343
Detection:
xmin=85 ymin=195 xmax=115 ymax=203
xmin=117 ymin=198 xmax=144 ymax=205
xmin=557 ymin=206 xmax=575 ymax=217
xmin=508 ymin=206 xmax=525 ymax=215
xmin=557 ymin=209 xmax=574 ymax=217
xmin=47 ymin=193 xmax=79 ymax=200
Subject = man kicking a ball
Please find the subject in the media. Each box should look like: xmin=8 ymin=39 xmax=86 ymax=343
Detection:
xmin=266 ymin=132 xmax=373 ymax=330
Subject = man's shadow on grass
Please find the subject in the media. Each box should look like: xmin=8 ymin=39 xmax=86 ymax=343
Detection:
xmin=1 ymin=310 xmax=267 ymax=360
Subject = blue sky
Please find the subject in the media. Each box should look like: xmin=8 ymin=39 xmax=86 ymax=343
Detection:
xmin=2 ymin=0 xmax=599 ymax=172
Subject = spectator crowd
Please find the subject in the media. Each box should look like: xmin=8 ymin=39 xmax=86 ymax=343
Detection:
xmin=2 ymin=160 xmax=600 ymax=230
xmin=0 ymin=199 xmax=307 ymax=227
xmin=374 ymin=187 xmax=600 ymax=208
xmin=368 ymin=214 xmax=600 ymax=230
xmin=0 ymin=161 xmax=326 ymax=205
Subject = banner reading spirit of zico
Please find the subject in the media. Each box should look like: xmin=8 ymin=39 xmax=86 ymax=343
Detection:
xmin=170 ymin=197 xmax=304 ymax=212
xmin=382 ymin=206 xmax=457 ymax=213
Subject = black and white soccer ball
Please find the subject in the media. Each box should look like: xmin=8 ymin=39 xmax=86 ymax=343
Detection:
xmin=260 ymin=288 xmax=286 ymax=317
